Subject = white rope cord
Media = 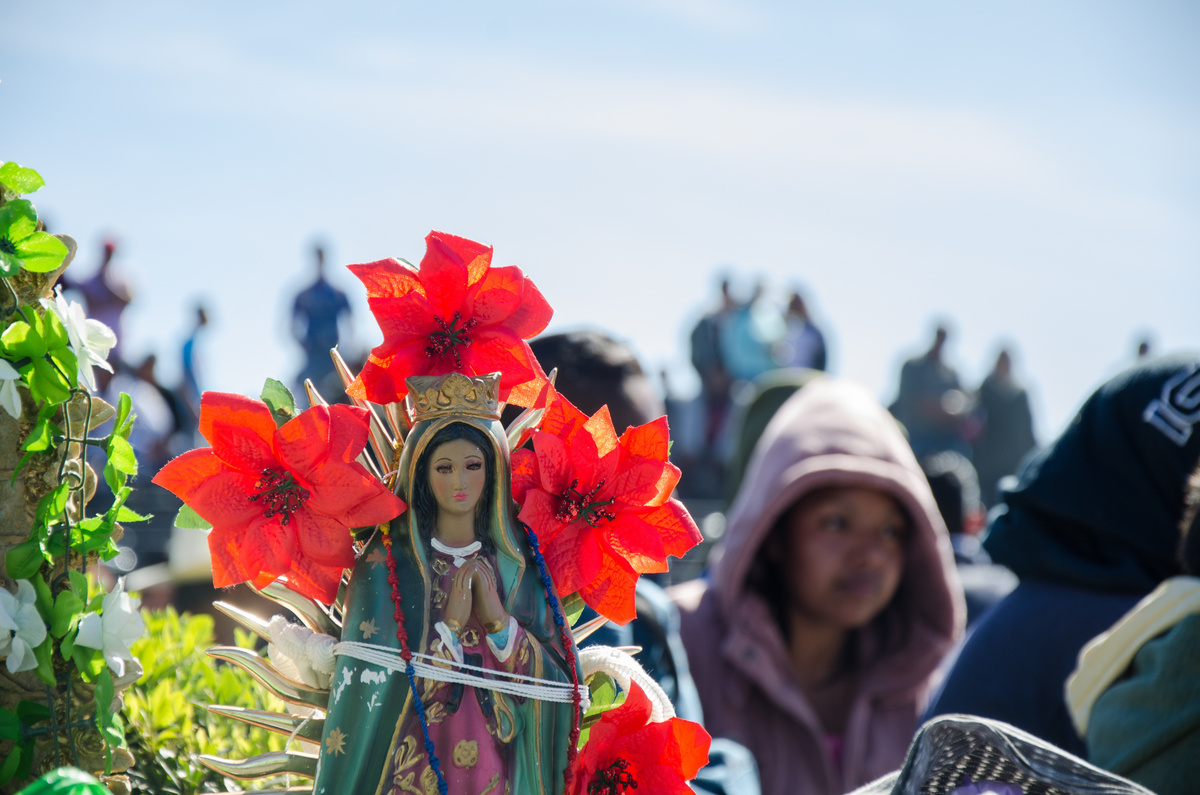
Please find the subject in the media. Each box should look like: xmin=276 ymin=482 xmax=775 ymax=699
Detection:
xmin=335 ymin=640 xmax=590 ymax=708
xmin=579 ymin=645 xmax=675 ymax=722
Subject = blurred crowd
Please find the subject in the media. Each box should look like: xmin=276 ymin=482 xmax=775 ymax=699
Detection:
xmin=75 ymin=236 xmax=1196 ymax=795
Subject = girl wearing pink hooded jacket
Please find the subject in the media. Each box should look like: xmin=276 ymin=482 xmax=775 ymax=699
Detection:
xmin=671 ymin=377 xmax=963 ymax=795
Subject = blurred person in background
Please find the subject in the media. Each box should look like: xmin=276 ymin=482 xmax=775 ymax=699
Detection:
xmin=291 ymin=242 xmax=352 ymax=398
xmin=925 ymin=354 xmax=1200 ymax=757
xmin=672 ymin=377 xmax=963 ymax=795
xmin=63 ymin=237 xmax=133 ymax=367
xmin=920 ymin=451 xmax=1017 ymax=628
xmin=889 ymin=323 xmax=972 ymax=459
xmin=776 ymin=290 xmax=827 ymax=372
xmin=972 ymin=348 xmax=1037 ymax=508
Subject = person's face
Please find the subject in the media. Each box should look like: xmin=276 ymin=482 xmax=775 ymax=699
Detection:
xmin=427 ymin=438 xmax=487 ymax=521
xmin=779 ymin=487 xmax=907 ymax=633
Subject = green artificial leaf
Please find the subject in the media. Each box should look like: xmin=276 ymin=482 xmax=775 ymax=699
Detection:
xmin=4 ymin=538 xmax=43 ymax=580
xmin=34 ymin=483 xmax=70 ymax=528
xmin=107 ymin=434 xmax=137 ymax=477
xmin=15 ymin=231 xmax=68 ymax=274
xmin=0 ymin=162 xmax=44 ymax=194
xmin=15 ymin=700 xmax=50 ymax=726
xmin=113 ymin=391 xmax=132 ymax=436
xmin=72 ymin=645 xmax=104 ymax=681
xmin=261 ymin=378 xmax=296 ymax=427
xmin=561 ymin=591 xmax=586 ymax=627
xmin=0 ymin=710 xmax=18 ymax=742
xmin=40 ymin=307 xmax=71 ymax=353
xmin=95 ymin=668 xmax=114 ymax=721
xmin=49 ymin=590 xmax=83 ymax=638
xmin=25 ymin=356 xmax=73 ymax=405
xmin=20 ymin=418 xmax=63 ymax=453
xmin=0 ymin=747 xmax=19 ymax=787
xmin=68 ymin=570 xmax=89 ymax=598
xmin=115 ymin=505 xmax=149 ymax=522
xmin=31 ymin=574 xmax=52 ymax=623
xmin=60 ymin=626 xmax=76 ymax=660
xmin=174 ymin=503 xmax=212 ymax=530
xmin=1 ymin=318 xmax=45 ymax=360
xmin=0 ymin=200 xmax=37 ymax=277
xmin=15 ymin=741 xmax=33 ymax=782
xmin=33 ymin=637 xmax=54 ymax=686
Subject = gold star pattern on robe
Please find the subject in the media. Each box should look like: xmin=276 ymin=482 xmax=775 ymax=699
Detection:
xmin=360 ymin=619 xmax=378 ymax=639
xmin=325 ymin=727 xmax=347 ymax=756
xmin=366 ymin=547 xmax=387 ymax=568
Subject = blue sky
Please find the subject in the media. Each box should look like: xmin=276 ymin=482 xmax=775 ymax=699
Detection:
xmin=4 ymin=0 xmax=1197 ymax=440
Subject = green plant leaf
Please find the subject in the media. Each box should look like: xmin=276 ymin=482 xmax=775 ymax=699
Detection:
xmin=1 ymin=318 xmax=45 ymax=359
xmin=15 ymin=700 xmax=50 ymax=726
xmin=68 ymin=570 xmax=89 ymax=598
xmin=0 ymin=746 xmax=19 ymax=787
xmin=113 ymin=391 xmax=132 ymax=435
xmin=95 ymin=668 xmax=114 ymax=721
xmin=20 ymin=418 xmax=63 ymax=453
xmin=562 ymin=591 xmax=586 ymax=627
xmin=0 ymin=200 xmax=37 ymax=277
xmin=49 ymin=590 xmax=83 ymax=638
xmin=261 ymin=378 xmax=296 ymax=427
xmin=0 ymin=709 xmax=18 ymax=742
xmin=107 ymin=434 xmax=137 ymax=477
xmin=34 ymin=483 xmax=70 ymax=528
xmin=14 ymin=232 xmax=68 ymax=273
xmin=115 ymin=506 xmax=149 ymax=522
xmin=31 ymin=574 xmax=52 ymax=623
xmin=174 ymin=503 xmax=212 ymax=530
xmin=32 ymin=637 xmax=54 ymax=686
xmin=0 ymin=162 xmax=44 ymax=194
xmin=4 ymin=538 xmax=44 ymax=580
xmin=60 ymin=626 xmax=76 ymax=660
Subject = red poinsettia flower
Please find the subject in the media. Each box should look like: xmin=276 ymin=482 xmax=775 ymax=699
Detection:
xmin=346 ymin=231 xmax=553 ymax=407
xmin=152 ymin=393 xmax=405 ymax=602
xmin=570 ymin=682 xmax=711 ymax=795
xmin=511 ymin=394 xmax=702 ymax=624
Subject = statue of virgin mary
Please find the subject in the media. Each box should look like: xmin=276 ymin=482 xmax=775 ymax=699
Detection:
xmin=312 ymin=372 xmax=580 ymax=795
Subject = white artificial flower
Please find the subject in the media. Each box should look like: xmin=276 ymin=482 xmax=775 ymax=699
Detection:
xmin=0 ymin=357 xmax=22 ymax=419
xmin=75 ymin=577 xmax=144 ymax=678
xmin=0 ymin=580 xmax=48 ymax=673
xmin=40 ymin=287 xmax=117 ymax=392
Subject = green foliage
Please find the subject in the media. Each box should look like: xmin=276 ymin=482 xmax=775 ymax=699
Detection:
xmin=0 ymin=162 xmax=46 ymax=195
xmin=0 ymin=162 xmax=68 ymax=277
xmin=561 ymin=591 xmax=586 ymax=626
xmin=578 ymin=672 xmax=626 ymax=748
xmin=260 ymin=378 xmax=295 ymax=428
xmin=172 ymin=505 xmax=212 ymax=531
xmin=124 ymin=609 xmax=294 ymax=794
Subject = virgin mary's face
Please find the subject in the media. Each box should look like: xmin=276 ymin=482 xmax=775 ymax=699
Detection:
xmin=426 ymin=438 xmax=487 ymax=521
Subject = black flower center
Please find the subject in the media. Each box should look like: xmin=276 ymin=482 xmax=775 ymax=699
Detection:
xmin=425 ymin=312 xmax=479 ymax=368
xmin=555 ymin=478 xmax=616 ymax=527
xmin=0 ymin=237 xmax=16 ymax=256
xmin=248 ymin=469 xmax=310 ymax=524
xmin=589 ymin=758 xmax=638 ymax=795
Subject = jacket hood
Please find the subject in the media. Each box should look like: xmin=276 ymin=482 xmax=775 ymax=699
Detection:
xmin=984 ymin=354 xmax=1200 ymax=591
xmin=710 ymin=376 xmax=963 ymax=689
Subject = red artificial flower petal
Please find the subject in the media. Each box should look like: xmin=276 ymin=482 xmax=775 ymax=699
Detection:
xmin=537 ymin=517 xmax=603 ymax=596
xmin=637 ymin=500 xmax=703 ymax=559
xmin=671 ymin=716 xmax=712 ymax=779
xmin=609 ymin=456 xmax=679 ymax=508
xmin=418 ymin=232 xmax=473 ymax=320
xmin=539 ymin=392 xmax=589 ymax=438
xmin=510 ymin=448 xmax=539 ymax=504
xmin=365 ymin=293 xmax=440 ymax=343
xmin=579 ymin=552 xmax=639 ymax=625
xmin=531 ymin=431 xmax=575 ymax=496
xmin=209 ymin=419 xmax=277 ymax=473
xmin=503 ymin=274 xmax=553 ymax=339
xmin=184 ymin=468 xmax=264 ymax=528
xmin=346 ymin=257 xmax=424 ymax=302
xmin=209 ymin=525 xmax=250 ymax=588
xmin=618 ymin=416 xmax=671 ymax=461
xmin=238 ymin=515 xmax=298 ymax=582
xmin=151 ymin=448 xmax=224 ymax=503
xmin=602 ymin=514 xmax=669 ymax=574
xmin=281 ymin=553 xmax=347 ymax=603
xmin=199 ymin=392 xmax=277 ymax=448
xmin=464 ymin=265 xmax=525 ymax=327
xmin=306 ymin=461 xmax=404 ymax=526
xmin=291 ymin=510 xmax=356 ymax=567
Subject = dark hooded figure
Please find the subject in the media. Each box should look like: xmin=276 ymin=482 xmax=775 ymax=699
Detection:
xmin=925 ymin=353 xmax=1200 ymax=757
